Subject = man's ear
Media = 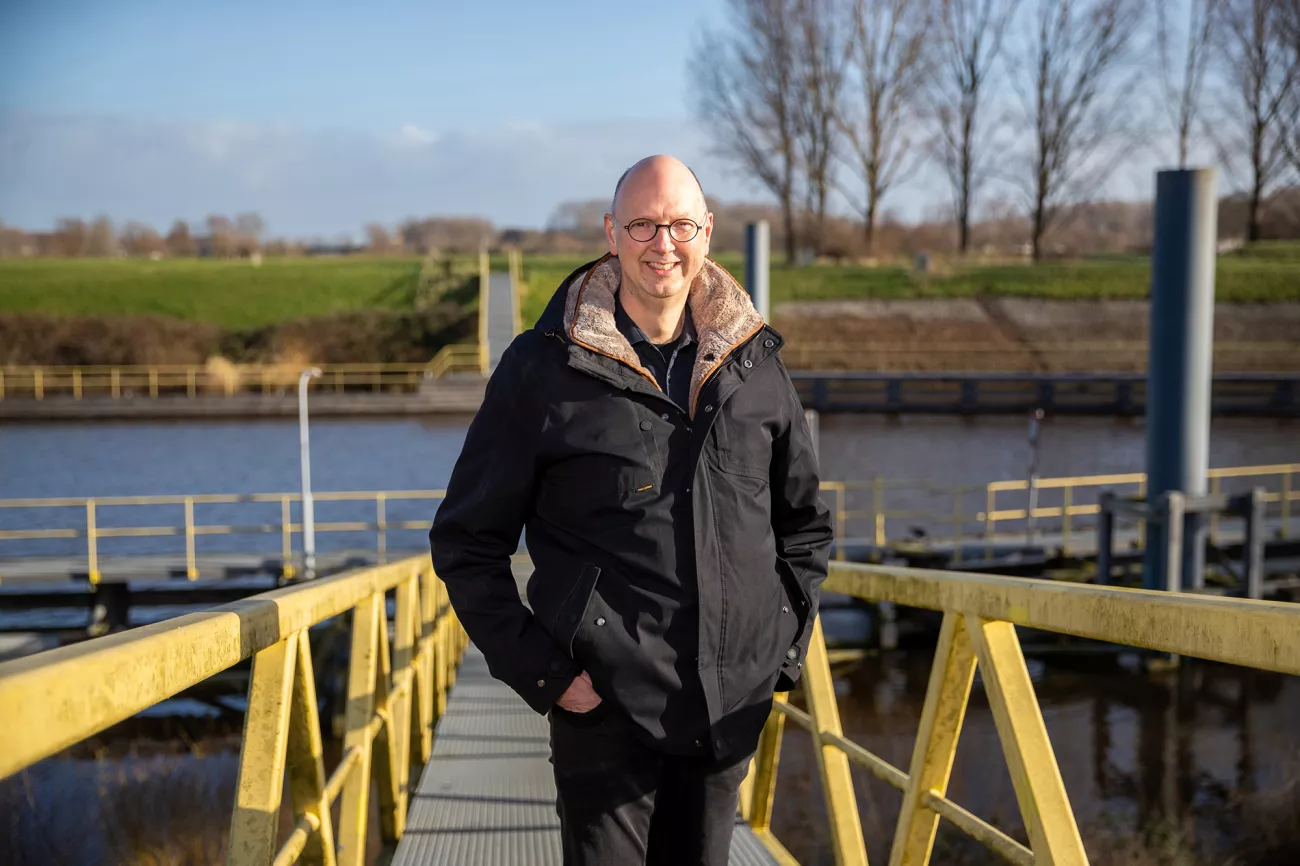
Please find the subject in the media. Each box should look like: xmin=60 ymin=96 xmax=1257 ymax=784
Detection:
xmin=604 ymin=213 xmax=619 ymax=258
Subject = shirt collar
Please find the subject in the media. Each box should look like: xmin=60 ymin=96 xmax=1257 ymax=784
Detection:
xmin=614 ymin=290 xmax=697 ymax=348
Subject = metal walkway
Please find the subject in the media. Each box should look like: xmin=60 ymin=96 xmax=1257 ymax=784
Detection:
xmin=486 ymin=272 xmax=519 ymax=373
xmin=393 ymin=645 xmax=779 ymax=866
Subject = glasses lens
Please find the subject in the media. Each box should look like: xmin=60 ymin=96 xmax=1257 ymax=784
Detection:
xmin=670 ymin=220 xmax=699 ymax=242
xmin=627 ymin=219 xmax=656 ymax=242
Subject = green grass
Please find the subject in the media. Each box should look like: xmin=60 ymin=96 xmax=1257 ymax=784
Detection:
xmin=515 ymin=243 xmax=1300 ymax=327
xmin=0 ymin=257 xmax=424 ymax=328
xmin=4 ymin=242 xmax=1297 ymax=334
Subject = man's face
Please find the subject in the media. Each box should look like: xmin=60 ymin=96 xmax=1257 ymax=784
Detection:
xmin=604 ymin=170 xmax=713 ymax=304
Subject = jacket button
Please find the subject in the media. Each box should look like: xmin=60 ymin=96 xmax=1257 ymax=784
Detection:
xmin=537 ymin=679 xmax=546 ymax=687
xmin=704 ymin=405 xmax=713 ymax=413
xmin=595 ymin=616 xmax=606 ymax=626
xmin=743 ymin=359 xmax=753 ymax=368
xmin=764 ymin=339 xmax=775 ymax=348
xmin=782 ymin=605 xmax=790 ymax=613
xmin=715 ymin=739 xmax=724 ymax=750
xmin=639 ymin=420 xmax=652 ymax=430
xmin=661 ymin=413 xmax=670 ymax=421
xmin=786 ymin=647 xmax=798 ymax=660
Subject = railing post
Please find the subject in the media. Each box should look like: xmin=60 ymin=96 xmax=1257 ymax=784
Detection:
xmin=802 ymin=617 xmax=867 ymax=866
xmin=337 ymin=593 xmax=381 ymax=866
xmin=874 ymin=478 xmax=886 ymax=547
xmin=286 ymin=633 xmax=339 ymax=865
xmin=984 ymin=484 xmax=996 ymax=559
xmin=1061 ymin=485 xmax=1073 ymax=557
xmin=280 ymin=495 xmax=295 ymax=580
xmin=1245 ymin=487 xmax=1266 ymax=600
xmin=741 ymin=691 xmax=788 ymax=833
xmin=965 ymin=616 xmax=1087 ymax=864
xmin=952 ymin=488 xmax=965 ymax=564
xmin=73 ymin=369 xmax=82 ymax=400
xmin=187 ymin=368 xmax=196 ymax=398
xmin=890 ymin=612 xmax=977 ymax=866
xmin=86 ymin=500 xmax=100 ymax=584
xmin=1281 ymin=470 xmax=1292 ymax=539
xmin=184 ymin=496 xmax=197 ymax=579
xmin=376 ymin=494 xmax=387 ymax=564
xmin=1209 ymin=475 xmax=1222 ymax=545
xmin=228 ymin=633 xmax=298 ymax=865
xmin=149 ymin=369 xmax=158 ymax=398
xmin=110 ymin=369 xmax=120 ymax=399
xmin=1097 ymin=492 xmax=1115 ymax=585
xmin=34 ymin=368 xmax=43 ymax=400
xmin=0 ymin=368 xmax=6 ymax=400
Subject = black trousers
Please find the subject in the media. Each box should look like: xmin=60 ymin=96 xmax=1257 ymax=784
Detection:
xmin=548 ymin=703 xmax=752 ymax=866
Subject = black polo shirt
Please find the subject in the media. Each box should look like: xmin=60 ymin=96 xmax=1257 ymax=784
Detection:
xmin=613 ymin=292 xmax=697 ymax=412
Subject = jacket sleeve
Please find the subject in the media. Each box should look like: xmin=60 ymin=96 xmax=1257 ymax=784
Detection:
xmin=770 ymin=363 xmax=833 ymax=692
xmin=429 ymin=336 xmax=579 ymax=713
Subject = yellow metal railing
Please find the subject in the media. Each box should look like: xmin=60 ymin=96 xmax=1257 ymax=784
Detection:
xmin=738 ymin=560 xmax=1300 ymax=865
xmin=0 ymin=555 xmax=469 ymax=866
xmin=0 ymin=490 xmax=444 ymax=583
xmin=2 ymin=464 xmax=1294 ymax=584
xmin=818 ymin=464 xmax=1298 ymax=559
xmin=0 ymin=355 xmax=483 ymax=401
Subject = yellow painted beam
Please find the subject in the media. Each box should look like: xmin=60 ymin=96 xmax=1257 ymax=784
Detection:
xmin=889 ymin=612 xmax=977 ymax=866
xmin=966 ymin=616 xmax=1087 ymax=866
xmin=802 ymin=617 xmax=868 ymax=866
xmin=228 ymin=633 xmax=298 ymax=866
xmin=825 ymin=563 xmax=1300 ymax=676
xmin=285 ymin=632 xmax=338 ymax=866
xmin=337 ymin=592 xmax=382 ymax=866
xmin=744 ymin=690 xmax=788 ymax=832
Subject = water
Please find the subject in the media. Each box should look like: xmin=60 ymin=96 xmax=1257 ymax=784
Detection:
xmin=2 ymin=413 xmax=1295 ymax=560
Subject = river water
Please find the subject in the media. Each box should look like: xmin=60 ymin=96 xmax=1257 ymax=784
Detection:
xmin=1 ymin=414 xmax=1298 ymax=864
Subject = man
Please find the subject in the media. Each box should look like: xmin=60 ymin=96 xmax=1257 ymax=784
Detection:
xmin=429 ymin=155 xmax=831 ymax=865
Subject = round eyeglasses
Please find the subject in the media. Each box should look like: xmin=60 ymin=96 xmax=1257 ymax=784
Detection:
xmin=623 ymin=218 xmax=703 ymax=243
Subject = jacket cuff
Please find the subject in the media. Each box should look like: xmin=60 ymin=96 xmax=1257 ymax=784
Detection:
xmin=775 ymin=657 xmax=804 ymax=692
xmin=517 ymin=656 xmax=581 ymax=714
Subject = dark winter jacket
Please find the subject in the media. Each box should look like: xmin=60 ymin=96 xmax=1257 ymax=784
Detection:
xmin=428 ymin=254 xmax=832 ymax=759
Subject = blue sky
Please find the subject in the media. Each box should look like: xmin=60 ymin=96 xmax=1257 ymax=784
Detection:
xmin=0 ymin=0 xmax=765 ymax=237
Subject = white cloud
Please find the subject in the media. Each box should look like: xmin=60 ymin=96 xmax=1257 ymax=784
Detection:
xmin=397 ymin=123 xmax=438 ymax=146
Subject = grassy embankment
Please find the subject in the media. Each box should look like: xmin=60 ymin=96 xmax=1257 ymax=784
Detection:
xmin=518 ymin=242 xmax=1300 ymax=326
xmin=1 ymin=244 xmax=1297 ymax=366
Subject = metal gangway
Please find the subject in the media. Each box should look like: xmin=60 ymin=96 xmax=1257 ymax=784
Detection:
xmin=478 ymin=250 xmax=523 ymax=374
xmin=2 ymin=550 xmax=1298 ymax=865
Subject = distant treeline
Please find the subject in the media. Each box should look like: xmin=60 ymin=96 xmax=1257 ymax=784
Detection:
xmin=4 ymin=188 xmax=1300 ymax=264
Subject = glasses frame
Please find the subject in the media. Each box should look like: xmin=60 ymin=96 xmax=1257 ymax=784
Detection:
xmin=622 ymin=217 xmax=704 ymax=244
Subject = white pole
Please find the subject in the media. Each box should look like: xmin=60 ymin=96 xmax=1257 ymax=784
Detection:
xmin=298 ymin=367 xmax=323 ymax=579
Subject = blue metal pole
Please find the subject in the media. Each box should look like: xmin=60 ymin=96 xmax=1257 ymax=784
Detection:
xmin=745 ymin=221 xmax=771 ymax=321
xmin=1144 ymin=169 xmax=1217 ymax=591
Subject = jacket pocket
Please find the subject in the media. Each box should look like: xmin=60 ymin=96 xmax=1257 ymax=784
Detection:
xmin=552 ymin=563 xmax=602 ymax=655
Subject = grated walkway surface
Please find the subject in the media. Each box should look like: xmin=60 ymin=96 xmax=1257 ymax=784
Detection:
xmin=486 ymin=272 xmax=517 ymax=373
xmin=392 ymin=644 xmax=779 ymax=865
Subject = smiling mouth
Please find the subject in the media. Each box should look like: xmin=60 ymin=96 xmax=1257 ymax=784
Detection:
xmin=645 ymin=261 xmax=679 ymax=274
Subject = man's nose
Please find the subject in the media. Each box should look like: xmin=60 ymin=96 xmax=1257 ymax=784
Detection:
xmin=650 ymin=225 xmax=675 ymax=252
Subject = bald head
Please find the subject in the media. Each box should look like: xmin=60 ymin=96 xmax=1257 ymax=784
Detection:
xmin=610 ymin=155 xmax=707 ymax=219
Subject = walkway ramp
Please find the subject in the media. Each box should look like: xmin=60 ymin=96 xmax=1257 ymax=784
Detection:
xmin=393 ymin=644 xmax=779 ymax=866
xmin=485 ymin=272 xmax=519 ymax=373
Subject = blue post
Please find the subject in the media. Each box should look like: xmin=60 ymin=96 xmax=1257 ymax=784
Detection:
xmin=1144 ymin=169 xmax=1217 ymax=591
xmin=745 ymin=221 xmax=770 ymax=321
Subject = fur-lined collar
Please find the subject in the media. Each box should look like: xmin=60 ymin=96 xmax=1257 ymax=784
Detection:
xmin=562 ymin=255 xmax=765 ymax=417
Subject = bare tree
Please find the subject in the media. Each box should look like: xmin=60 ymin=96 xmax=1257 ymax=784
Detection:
xmin=929 ymin=0 xmax=1021 ymax=255
xmin=1218 ymin=0 xmax=1296 ymax=241
xmin=86 ymin=215 xmax=117 ymax=257
xmin=1014 ymin=0 xmax=1145 ymax=260
xmin=206 ymin=215 xmax=236 ymax=257
xmin=1157 ymin=0 xmax=1221 ymax=168
xmin=1273 ymin=0 xmax=1300 ymax=177
xmin=837 ymin=0 xmax=932 ymax=255
xmin=165 ymin=220 xmax=196 ymax=257
xmin=697 ymin=0 xmax=802 ymax=262
xmin=792 ymin=0 xmax=850 ymax=255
